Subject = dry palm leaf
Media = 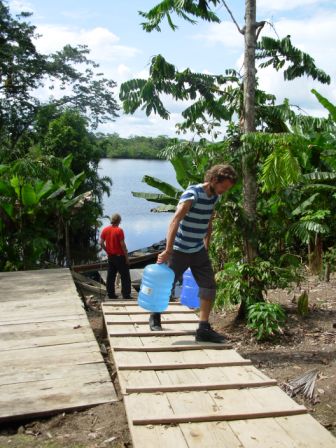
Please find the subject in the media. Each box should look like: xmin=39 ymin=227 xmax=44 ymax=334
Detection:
xmin=283 ymin=368 xmax=319 ymax=401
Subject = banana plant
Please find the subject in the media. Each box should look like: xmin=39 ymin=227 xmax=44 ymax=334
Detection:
xmin=0 ymin=154 xmax=90 ymax=269
xmin=259 ymin=90 xmax=336 ymax=273
xmin=131 ymin=149 xmax=200 ymax=212
xmin=131 ymin=142 xmax=223 ymax=212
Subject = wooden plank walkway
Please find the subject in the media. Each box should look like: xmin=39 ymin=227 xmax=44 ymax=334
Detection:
xmin=102 ymin=300 xmax=336 ymax=448
xmin=0 ymin=268 xmax=117 ymax=422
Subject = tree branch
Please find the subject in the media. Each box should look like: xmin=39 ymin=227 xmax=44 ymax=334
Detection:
xmin=222 ymin=0 xmax=244 ymax=34
xmin=255 ymin=20 xmax=266 ymax=40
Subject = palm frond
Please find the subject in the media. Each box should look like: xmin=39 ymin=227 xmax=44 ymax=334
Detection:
xmin=139 ymin=0 xmax=221 ymax=32
xmin=303 ymin=172 xmax=336 ymax=181
xmin=257 ymin=35 xmax=330 ymax=84
xmin=291 ymin=193 xmax=320 ymax=216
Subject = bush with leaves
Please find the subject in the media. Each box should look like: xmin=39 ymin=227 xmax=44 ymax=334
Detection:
xmin=214 ymin=257 xmax=302 ymax=312
xmin=247 ymin=302 xmax=286 ymax=340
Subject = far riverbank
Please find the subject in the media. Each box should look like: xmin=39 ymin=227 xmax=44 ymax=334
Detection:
xmin=98 ymin=158 xmax=180 ymax=251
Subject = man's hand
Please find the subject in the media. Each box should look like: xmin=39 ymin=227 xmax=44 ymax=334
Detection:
xmin=157 ymin=250 xmax=172 ymax=264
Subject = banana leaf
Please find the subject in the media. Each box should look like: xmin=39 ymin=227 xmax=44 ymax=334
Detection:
xmin=132 ymin=191 xmax=178 ymax=205
xmin=142 ymin=175 xmax=182 ymax=198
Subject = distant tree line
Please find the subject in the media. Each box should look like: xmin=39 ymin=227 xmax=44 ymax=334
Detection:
xmin=95 ymin=133 xmax=180 ymax=159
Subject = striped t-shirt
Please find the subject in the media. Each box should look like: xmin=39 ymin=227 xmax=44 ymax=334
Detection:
xmin=173 ymin=184 xmax=218 ymax=253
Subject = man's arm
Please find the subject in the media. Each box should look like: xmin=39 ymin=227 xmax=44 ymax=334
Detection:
xmin=157 ymin=200 xmax=193 ymax=264
xmin=100 ymin=237 xmax=107 ymax=254
xmin=120 ymin=239 xmax=129 ymax=264
xmin=204 ymin=212 xmax=215 ymax=250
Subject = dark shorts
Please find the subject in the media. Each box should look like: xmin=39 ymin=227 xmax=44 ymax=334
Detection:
xmin=169 ymin=248 xmax=216 ymax=301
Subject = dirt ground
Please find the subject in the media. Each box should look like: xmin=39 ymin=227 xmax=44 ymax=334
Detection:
xmin=0 ymin=275 xmax=335 ymax=448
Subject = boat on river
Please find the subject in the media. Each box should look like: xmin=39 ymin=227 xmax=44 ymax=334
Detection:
xmin=71 ymin=241 xmax=165 ymax=297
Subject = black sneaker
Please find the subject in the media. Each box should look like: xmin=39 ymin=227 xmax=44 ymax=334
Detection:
xmin=149 ymin=313 xmax=162 ymax=331
xmin=195 ymin=323 xmax=227 ymax=343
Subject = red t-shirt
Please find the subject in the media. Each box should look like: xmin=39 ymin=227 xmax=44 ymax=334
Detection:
xmin=100 ymin=225 xmax=125 ymax=256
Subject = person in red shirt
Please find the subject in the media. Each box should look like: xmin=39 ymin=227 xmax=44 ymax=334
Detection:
xmin=100 ymin=213 xmax=132 ymax=299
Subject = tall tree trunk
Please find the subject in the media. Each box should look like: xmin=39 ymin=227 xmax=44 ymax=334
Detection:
xmin=237 ymin=0 xmax=260 ymax=320
xmin=242 ymin=0 xmax=258 ymax=263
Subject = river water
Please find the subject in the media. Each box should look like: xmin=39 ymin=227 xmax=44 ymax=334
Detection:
xmin=98 ymin=158 xmax=179 ymax=252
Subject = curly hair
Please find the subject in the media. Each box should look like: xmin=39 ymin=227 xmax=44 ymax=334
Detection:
xmin=204 ymin=164 xmax=237 ymax=184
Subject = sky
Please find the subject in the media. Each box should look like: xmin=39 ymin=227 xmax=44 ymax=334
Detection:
xmin=8 ymin=0 xmax=336 ymax=139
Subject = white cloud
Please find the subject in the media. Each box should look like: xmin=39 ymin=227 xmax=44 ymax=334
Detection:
xmin=257 ymin=11 xmax=336 ymax=111
xmin=34 ymin=24 xmax=140 ymax=63
xmin=193 ymin=21 xmax=243 ymax=50
xmin=9 ymin=0 xmax=34 ymax=13
xmin=265 ymin=12 xmax=336 ymax=72
xmin=258 ymin=0 xmax=323 ymax=13
xmin=116 ymin=64 xmax=131 ymax=78
xmin=99 ymin=108 xmax=200 ymax=139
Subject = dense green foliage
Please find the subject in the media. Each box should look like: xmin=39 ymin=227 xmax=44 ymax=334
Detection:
xmin=120 ymin=1 xmax=336 ymax=340
xmin=0 ymin=2 xmax=119 ymax=269
xmin=96 ymin=133 xmax=179 ymax=159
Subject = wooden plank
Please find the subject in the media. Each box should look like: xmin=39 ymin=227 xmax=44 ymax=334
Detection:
xmin=0 ymin=317 xmax=89 ymax=334
xmin=104 ymin=310 xmax=195 ymax=315
xmin=0 ymin=362 xmax=111 ymax=386
xmin=0 ymin=376 xmax=116 ymax=422
xmin=132 ymin=408 xmax=307 ymax=425
xmin=143 ymin=347 xmax=245 ymax=364
xmin=126 ymin=379 xmax=277 ymax=393
xmin=108 ymin=334 xmax=214 ymax=348
xmin=0 ymin=315 xmax=91 ymax=326
xmin=0 ymin=341 xmax=103 ymax=367
xmin=0 ymin=268 xmax=118 ymax=422
xmin=118 ymin=365 xmax=272 ymax=395
xmin=125 ymin=387 xmax=306 ymax=424
xmin=229 ymin=417 xmax=300 ymax=448
xmin=109 ymin=330 xmax=196 ymax=337
xmin=124 ymin=403 xmax=188 ymax=448
xmin=275 ymin=414 xmax=336 ymax=448
xmin=105 ymin=313 xmax=199 ymax=323
xmin=107 ymin=321 xmax=197 ymax=332
xmin=118 ymin=361 xmax=252 ymax=370
xmin=179 ymin=422 xmax=243 ymax=448
xmin=191 ymin=365 xmax=272 ymax=386
xmin=71 ymin=270 xmax=105 ymax=287
xmin=113 ymin=344 xmax=232 ymax=351
xmin=0 ymin=332 xmax=94 ymax=351
xmin=106 ymin=319 xmax=198 ymax=325
xmin=102 ymin=303 xmax=184 ymax=309
xmin=0 ymin=311 xmax=85 ymax=325
xmin=128 ymin=426 xmax=188 ymax=448
xmin=104 ymin=305 xmax=336 ymax=448
xmin=0 ymin=297 xmax=82 ymax=311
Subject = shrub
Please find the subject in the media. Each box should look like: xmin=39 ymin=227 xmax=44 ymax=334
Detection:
xmin=247 ymin=302 xmax=286 ymax=340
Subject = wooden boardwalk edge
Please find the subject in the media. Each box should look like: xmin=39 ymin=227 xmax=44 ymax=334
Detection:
xmin=103 ymin=300 xmax=336 ymax=448
xmin=0 ymin=268 xmax=118 ymax=423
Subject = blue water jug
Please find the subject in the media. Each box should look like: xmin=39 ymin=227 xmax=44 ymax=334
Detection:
xmin=180 ymin=268 xmax=200 ymax=308
xmin=138 ymin=263 xmax=175 ymax=312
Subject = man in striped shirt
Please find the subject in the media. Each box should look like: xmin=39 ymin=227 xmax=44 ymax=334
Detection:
xmin=150 ymin=164 xmax=237 ymax=343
